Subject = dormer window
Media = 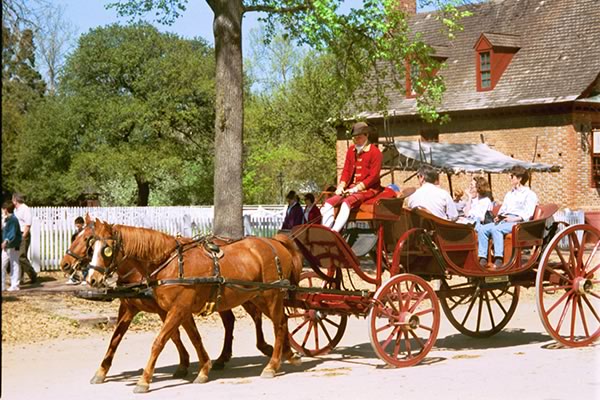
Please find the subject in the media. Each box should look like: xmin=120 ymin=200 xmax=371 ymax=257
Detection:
xmin=474 ymin=33 xmax=520 ymax=91
xmin=480 ymin=52 xmax=491 ymax=89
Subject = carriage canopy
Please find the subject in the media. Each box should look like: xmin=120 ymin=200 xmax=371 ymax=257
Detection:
xmin=391 ymin=141 xmax=561 ymax=174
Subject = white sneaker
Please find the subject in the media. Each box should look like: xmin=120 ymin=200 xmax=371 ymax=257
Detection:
xmin=80 ymin=281 xmax=88 ymax=286
xmin=7 ymin=286 xmax=20 ymax=291
xmin=66 ymin=278 xmax=80 ymax=285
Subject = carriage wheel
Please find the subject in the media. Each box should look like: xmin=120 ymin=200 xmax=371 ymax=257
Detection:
xmin=536 ymin=224 xmax=600 ymax=347
xmin=439 ymin=278 xmax=520 ymax=338
xmin=286 ymin=271 xmax=348 ymax=356
xmin=368 ymin=274 xmax=440 ymax=367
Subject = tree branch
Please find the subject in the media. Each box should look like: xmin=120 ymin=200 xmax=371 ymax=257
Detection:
xmin=243 ymin=2 xmax=311 ymax=14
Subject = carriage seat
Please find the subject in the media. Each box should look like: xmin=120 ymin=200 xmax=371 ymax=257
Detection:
xmin=492 ymin=203 xmax=559 ymax=263
xmin=351 ymin=187 xmax=416 ymax=221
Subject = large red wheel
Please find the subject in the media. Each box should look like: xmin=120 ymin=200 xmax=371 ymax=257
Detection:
xmin=368 ymin=274 xmax=440 ymax=367
xmin=287 ymin=271 xmax=348 ymax=356
xmin=536 ymin=224 xmax=600 ymax=347
xmin=439 ymin=277 xmax=520 ymax=338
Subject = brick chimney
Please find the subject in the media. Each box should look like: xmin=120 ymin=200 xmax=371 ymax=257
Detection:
xmin=395 ymin=0 xmax=416 ymax=15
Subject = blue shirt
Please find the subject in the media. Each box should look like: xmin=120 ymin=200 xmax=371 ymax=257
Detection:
xmin=2 ymin=214 xmax=22 ymax=249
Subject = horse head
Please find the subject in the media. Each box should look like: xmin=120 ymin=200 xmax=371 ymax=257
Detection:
xmin=59 ymin=214 xmax=96 ymax=280
xmin=86 ymin=218 xmax=123 ymax=287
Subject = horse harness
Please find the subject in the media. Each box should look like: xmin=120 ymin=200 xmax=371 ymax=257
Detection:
xmin=146 ymin=236 xmax=291 ymax=316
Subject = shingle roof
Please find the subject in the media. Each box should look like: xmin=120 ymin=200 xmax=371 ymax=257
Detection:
xmin=360 ymin=0 xmax=600 ymax=117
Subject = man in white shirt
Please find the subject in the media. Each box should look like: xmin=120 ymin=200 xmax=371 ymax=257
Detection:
xmin=12 ymin=193 xmax=37 ymax=284
xmin=407 ymin=165 xmax=458 ymax=221
xmin=476 ymin=166 xmax=538 ymax=268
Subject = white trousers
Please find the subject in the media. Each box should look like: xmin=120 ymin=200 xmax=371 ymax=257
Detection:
xmin=2 ymin=248 xmax=20 ymax=291
xmin=321 ymin=202 xmax=351 ymax=232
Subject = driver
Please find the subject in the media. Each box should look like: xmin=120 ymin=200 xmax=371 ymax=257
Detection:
xmin=321 ymin=122 xmax=383 ymax=232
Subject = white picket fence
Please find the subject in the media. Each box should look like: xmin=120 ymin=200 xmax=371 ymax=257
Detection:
xmin=30 ymin=206 xmax=286 ymax=271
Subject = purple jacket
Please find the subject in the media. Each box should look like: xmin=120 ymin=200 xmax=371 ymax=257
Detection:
xmin=281 ymin=202 xmax=304 ymax=230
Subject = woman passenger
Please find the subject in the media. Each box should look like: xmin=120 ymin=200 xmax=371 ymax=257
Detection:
xmin=459 ymin=176 xmax=493 ymax=224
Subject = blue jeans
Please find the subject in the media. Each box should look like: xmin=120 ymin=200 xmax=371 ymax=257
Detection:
xmin=476 ymin=221 xmax=516 ymax=259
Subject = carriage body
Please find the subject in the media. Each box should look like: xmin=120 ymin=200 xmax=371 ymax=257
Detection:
xmin=288 ymin=141 xmax=599 ymax=367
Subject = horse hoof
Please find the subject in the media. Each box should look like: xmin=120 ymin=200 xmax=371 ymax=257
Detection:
xmin=288 ymin=354 xmax=302 ymax=366
xmin=134 ymin=384 xmax=150 ymax=394
xmin=260 ymin=369 xmax=276 ymax=379
xmin=90 ymin=374 xmax=106 ymax=384
xmin=193 ymin=374 xmax=209 ymax=384
xmin=212 ymin=360 xmax=225 ymax=370
xmin=172 ymin=366 xmax=188 ymax=378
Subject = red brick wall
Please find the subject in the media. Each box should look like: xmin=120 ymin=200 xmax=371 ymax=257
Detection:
xmin=336 ymin=108 xmax=600 ymax=211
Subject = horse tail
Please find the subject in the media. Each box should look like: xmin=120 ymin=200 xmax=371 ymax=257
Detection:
xmin=273 ymin=233 xmax=302 ymax=286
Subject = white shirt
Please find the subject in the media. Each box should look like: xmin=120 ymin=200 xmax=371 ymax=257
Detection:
xmin=499 ymin=186 xmax=538 ymax=221
xmin=408 ymin=183 xmax=459 ymax=221
xmin=14 ymin=203 xmax=32 ymax=233
xmin=467 ymin=196 xmax=492 ymax=222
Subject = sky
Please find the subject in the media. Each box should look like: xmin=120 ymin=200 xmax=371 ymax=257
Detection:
xmin=58 ymin=0 xmax=265 ymax=55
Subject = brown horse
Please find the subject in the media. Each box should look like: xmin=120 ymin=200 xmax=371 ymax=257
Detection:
xmin=85 ymin=218 xmax=302 ymax=393
xmin=59 ymin=216 xmax=273 ymax=385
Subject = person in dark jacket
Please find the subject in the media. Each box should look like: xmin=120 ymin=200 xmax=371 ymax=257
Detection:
xmin=2 ymin=201 xmax=22 ymax=291
xmin=281 ymin=190 xmax=304 ymax=230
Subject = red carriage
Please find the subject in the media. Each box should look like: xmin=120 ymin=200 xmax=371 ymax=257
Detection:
xmin=285 ymin=141 xmax=599 ymax=367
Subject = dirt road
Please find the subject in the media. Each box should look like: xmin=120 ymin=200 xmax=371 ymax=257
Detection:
xmin=2 ymin=295 xmax=598 ymax=400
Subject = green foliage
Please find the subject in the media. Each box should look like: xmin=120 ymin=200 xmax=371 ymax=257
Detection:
xmin=53 ymin=23 xmax=216 ymax=205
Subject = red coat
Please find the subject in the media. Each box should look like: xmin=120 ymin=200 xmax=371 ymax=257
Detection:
xmin=304 ymin=204 xmax=322 ymax=224
xmin=340 ymin=143 xmax=382 ymax=192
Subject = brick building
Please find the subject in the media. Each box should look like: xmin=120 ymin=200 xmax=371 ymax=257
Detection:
xmin=337 ymin=0 xmax=600 ymax=212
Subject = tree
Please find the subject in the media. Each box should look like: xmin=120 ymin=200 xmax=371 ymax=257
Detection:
xmin=37 ymin=24 xmax=216 ymax=206
xmin=2 ymin=16 xmax=47 ymax=194
xmin=108 ymin=0 xmax=470 ymax=238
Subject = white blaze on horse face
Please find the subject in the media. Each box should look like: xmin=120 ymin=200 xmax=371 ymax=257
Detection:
xmin=89 ymin=240 xmax=105 ymax=284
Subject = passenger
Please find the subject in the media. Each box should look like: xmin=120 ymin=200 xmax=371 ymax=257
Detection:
xmin=281 ymin=190 xmax=304 ymax=230
xmin=407 ymin=165 xmax=458 ymax=221
xmin=302 ymin=193 xmax=321 ymax=224
xmin=458 ymin=176 xmax=493 ymax=224
xmin=476 ymin=165 xmax=538 ymax=268
xmin=453 ymin=189 xmax=466 ymax=217
xmin=321 ymin=122 xmax=383 ymax=232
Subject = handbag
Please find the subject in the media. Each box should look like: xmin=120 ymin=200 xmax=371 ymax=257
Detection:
xmin=483 ymin=210 xmax=495 ymax=224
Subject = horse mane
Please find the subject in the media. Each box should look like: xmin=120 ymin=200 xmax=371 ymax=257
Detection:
xmin=272 ymin=233 xmax=303 ymax=285
xmin=115 ymin=225 xmax=179 ymax=265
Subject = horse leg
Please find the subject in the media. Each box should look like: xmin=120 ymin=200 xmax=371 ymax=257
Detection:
xmin=156 ymin=308 xmax=190 ymax=378
xmin=252 ymin=295 xmax=288 ymax=378
xmin=242 ymin=301 xmax=273 ymax=357
xmin=213 ymin=310 xmax=234 ymax=370
xmin=134 ymin=308 xmax=186 ymax=394
xmin=180 ymin=314 xmax=212 ymax=384
xmin=91 ymin=301 xmax=136 ymax=384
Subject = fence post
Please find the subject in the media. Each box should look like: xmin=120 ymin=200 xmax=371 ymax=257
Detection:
xmin=30 ymin=216 xmax=41 ymax=272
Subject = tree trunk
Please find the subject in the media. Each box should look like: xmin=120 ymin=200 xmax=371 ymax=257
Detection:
xmin=135 ymin=174 xmax=150 ymax=206
xmin=211 ymin=0 xmax=244 ymax=239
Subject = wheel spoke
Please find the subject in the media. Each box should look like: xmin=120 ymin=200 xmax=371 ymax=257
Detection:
xmin=382 ymin=326 xmax=401 ymax=351
xmin=489 ymin=289 xmax=509 ymax=315
xmin=448 ymin=293 xmax=471 ymax=310
xmin=312 ymin=321 xmax=320 ymax=349
xmin=575 ymin=232 xmax=587 ymax=277
xmin=581 ymin=295 xmax=600 ymax=323
xmin=322 ymin=316 xmax=342 ymax=328
xmin=476 ymin=293 xmax=484 ymax=332
xmin=414 ymin=307 xmax=435 ymax=317
xmin=555 ymin=293 xmax=573 ymax=333
xmin=402 ymin=281 xmax=416 ymax=312
xmin=299 ymin=320 xmax=314 ymax=348
xmin=376 ymin=321 xmax=394 ymax=334
xmin=546 ymin=288 xmax=574 ymax=315
xmin=554 ymin=247 xmax=575 ymax=280
xmin=576 ymin=297 xmax=590 ymax=338
xmin=570 ymin=294 xmax=577 ymax=341
xmin=317 ymin=319 xmax=334 ymax=343
xmin=409 ymin=328 xmax=426 ymax=350
xmin=543 ymin=284 xmax=572 ymax=293
xmin=418 ymin=323 xmax=433 ymax=332
xmin=290 ymin=316 xmax=310 ymax=336
xmin=584 ymin=240 xmax=600 ymax=274
xmin=460 ymin=291 xmax=478 ymax=326
xmin=484 ymin=291 xmax=497 ymax=330
xmin=408 ymin=290 xmax=428 ymax=314
xmin=545 ymin=265 xmax=572 ymax=285
xmin=401 ymin=331 xmax=411 ymax=359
